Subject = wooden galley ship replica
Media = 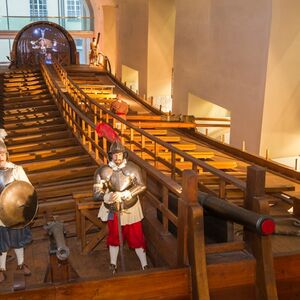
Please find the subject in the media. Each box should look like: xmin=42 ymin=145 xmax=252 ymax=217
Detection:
xmin=0 ymin=21 xmax=299 ymax=300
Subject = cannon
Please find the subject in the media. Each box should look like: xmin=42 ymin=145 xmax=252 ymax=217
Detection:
xmin=44 ymin=220 xmax=70 ymax=260
xmin=43 ymin=220 xmax=78 ymax=283
xmin=198 ymin=192 xmax=275 ymax=241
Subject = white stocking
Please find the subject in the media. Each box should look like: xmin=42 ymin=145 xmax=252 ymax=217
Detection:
xmin=109 ymin=246 xmax=119 ymax=266
xmin=135 ymin=247 xmax=147 ymax=269
xmin=0 ymin=252 xmax=7 ymax=270
xmin=14 ymin=248 xmax=24 ymax=266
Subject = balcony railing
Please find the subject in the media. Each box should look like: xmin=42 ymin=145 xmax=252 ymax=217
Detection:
xmin=0 ymin=15 xmax=93 ymax=31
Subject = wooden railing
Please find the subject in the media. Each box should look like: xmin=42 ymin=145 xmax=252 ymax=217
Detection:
xmin=41 ymin=62 xmax=278 ymax=300
xmin=41 ymin=61 xmax=197 ymax=292
xmin=51 ymin=60 xmax=247 ymax=202
xmin=182 ymin=128 xmax=300 ymax=183
xmin=40 ymin=61 xmax=183 ymax=261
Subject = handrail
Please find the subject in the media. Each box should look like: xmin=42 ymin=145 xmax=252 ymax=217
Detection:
xmin=182 ymin=128 xmax=300 ymax=182
xmin=52 ymin=60 xmax=246 ymax=194
xmin=38 ymin=66 xmax=278 ymax=299
xmin=41 ymin=61 xmax=186 ymax=269
xmin=98 ymin=52 xmax=111 ymax=73
xmin=40 ymin=62 xmax=182 ymax=196
xmin=107 ymin=72 xmax=165 ymax=116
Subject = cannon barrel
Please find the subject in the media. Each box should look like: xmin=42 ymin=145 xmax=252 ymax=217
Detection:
xmin=198 ymin=192 xmax=275 ymax=235
xmin=44 ymin=221 xmax=70 ymax=260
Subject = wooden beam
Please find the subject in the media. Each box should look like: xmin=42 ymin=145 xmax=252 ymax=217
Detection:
xmin=1 ymin=268 xmax=191 ymax=300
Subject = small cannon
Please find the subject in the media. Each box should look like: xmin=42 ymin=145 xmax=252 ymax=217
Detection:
xmin=44 ymin=220 xmax=70 ymax=260
xmin=43 ymin=220 xmax=78 ymax=283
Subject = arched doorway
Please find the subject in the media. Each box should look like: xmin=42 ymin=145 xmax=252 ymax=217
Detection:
xmin=11 ymin=21 xmax=77 ymax=67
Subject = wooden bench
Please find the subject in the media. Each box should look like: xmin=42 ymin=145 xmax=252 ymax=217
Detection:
xmin=140 ymin=151 xmax=215 ymax=161
xmin=132 ymin=121 xmax=197 ymax=129
xmin=88 ymin=93 xmax=117 ymax=100
xmin=74 ymin=192 xmax=106 ymax=255
xmin=130 ymin=135 xmax=181 ymax=143
xmin=156 ymin=161 xmax=238 ymax=172
xmin=80 ymin=84 xmax=115 ymax=94
xmin=126 ymin=115 xmax=162 ymax=121
xmin=123 ymin=129 xmax=168 ymax=136
xmin=125 ymin=143 xmax=197 ymax=151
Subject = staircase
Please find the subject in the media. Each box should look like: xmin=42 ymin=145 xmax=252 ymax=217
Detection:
xmin=1 ymin=69 xmax=98 ymax=237
xmin=0 ymin=67 xmax=290 ymax=299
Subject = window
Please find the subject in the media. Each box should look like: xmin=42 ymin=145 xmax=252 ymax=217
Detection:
xmin=67 ymin=0 xmax=81 ymax=18
xmin=30 ymin=0 xmax=48 ymax=17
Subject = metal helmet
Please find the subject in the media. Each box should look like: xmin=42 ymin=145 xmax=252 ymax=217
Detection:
xmin=109 ymin=141 xmax=126 ymax=154
xmin=0 ymin=180 xmax=38 ymax=228
xmin=108 ymin=141 xmax=127 ymax=160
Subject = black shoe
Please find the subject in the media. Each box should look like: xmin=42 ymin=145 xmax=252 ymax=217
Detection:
xmin=142 ymin=265 xmax=149 ymax=270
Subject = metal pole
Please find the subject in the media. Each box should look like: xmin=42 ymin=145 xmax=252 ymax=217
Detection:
xmin=116 ymin=203 xmax=125 ymax=272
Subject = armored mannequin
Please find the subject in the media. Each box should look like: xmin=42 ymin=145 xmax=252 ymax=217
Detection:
xmin=93 ymin=141 xmax=148 ymax=272
xmin=0 ymin=133 xmax=32 ymax=282
xmin=89 ymin=37 xmax=98 ymax=65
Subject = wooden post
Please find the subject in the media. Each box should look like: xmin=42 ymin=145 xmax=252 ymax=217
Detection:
xmin=178 ymin=171 xmax=194 ymax=266
xmin=130 ymin=128 xmax=134 ymax=152
xmin=242 ymin=140 xmax=246 ymax=151
xmin=141 ymin=135 xmax=145 ymax=160
xmin=162 ymin=186 xmax=169 ymax=234
xmin=181 ymin=170 xmax=210 ymax=300
xmin=171 ymin=152 xmax=176 ymax=180
xmin=266 ymin=149 xmax=269 ymax=160
xmin=219 ymin=179 xmax=226 ymax=199
xmin=245 ymin=166 xmax=278 ymax=300
xmin=154 ymin=142 xmax=158 ymax=168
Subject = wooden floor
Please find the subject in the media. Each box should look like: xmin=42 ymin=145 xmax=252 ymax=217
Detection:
xmin=0 ymin=235 xmax=146 ymax=293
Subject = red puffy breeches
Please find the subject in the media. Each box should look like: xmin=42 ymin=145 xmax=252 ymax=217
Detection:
xmin=107 ymin=213 xmax=146 ymax=249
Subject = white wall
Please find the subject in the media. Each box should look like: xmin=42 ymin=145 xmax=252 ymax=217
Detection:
xmin=117 ymin=0 xmax=148 ymax=96
xmin=90 ymin=0 xmax=300 ymax=159
xmin=172 ymin=0 xmax=272 ymax=154
xmin=90 ymin=0 xmax=116 ymax=52
xmin=261 ymin=0 xmax=300 ymax=158
xmin=102 ymin=5 xmax=117 ymax=74
xmin=147 ymin=0 xmax=175 ymax=106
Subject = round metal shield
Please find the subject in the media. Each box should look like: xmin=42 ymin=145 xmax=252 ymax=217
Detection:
xmin=0 ymin=180 xmax=38 ymax=228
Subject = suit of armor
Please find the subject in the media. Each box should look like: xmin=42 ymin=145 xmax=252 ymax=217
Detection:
xmin=93 ymin=150 xmax=148 ymax=271
xmin=94 ymin=159 xmax=146 ymax=225
xmin=0 ymin=162 xmax=32 ymax=280
xmin=89 ymin=38 xmax=98 ymax=65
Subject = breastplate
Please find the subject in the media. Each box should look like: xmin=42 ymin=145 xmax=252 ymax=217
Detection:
xmin=108 ymin=169 xmax=132 ymax=192
xmin=0 ymin=168 xmax=14 ymax=193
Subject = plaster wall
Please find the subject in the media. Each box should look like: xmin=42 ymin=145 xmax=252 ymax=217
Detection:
xmin=90 ymin=0 xmax=116 ymax=52
xmin=116 ymin=0 xmax=148 ymax=97
xmin=147 ymin=0 xmax=175 ymax=100
xmin=172 ymin=0 xmax=272 ymax=154
xmin=261 ymin=0 xmax=300 ymax=158
xmin=102 ymin=5 xmax=117 ymax=73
